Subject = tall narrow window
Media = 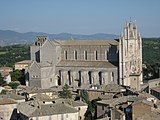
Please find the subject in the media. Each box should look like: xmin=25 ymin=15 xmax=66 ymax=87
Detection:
xmin=74 ymin=50 xmax=77 ymax=60
xmin=111 ymin=72 xmax=114 ymax=82
xmin=68 ymin=71 xmax=71 ymax=85
xmin=78 ymin=71 xmax=81 ymax=87
xmin=105 ymin=50 xmax=108 ymax=60
xmin=84 ymin=51 xmax=87 ymax=60
xmin=64 ymin=51 xmax=67 ymax=60
xmin=58 ymin=70 xmax=61 ymax=85
xmin=88 ymin=71 xmax=92 ymax=84
xmin=99 ymin=72 xmax=102 ymax=85
xmin=94 ymin=51 xmax=98 ymax=60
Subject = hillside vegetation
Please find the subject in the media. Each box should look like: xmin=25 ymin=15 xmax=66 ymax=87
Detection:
xmin=142 ymin=38 xmax=160 ymax=65
xmin=0 ymin=44 xmax=30 ymax=67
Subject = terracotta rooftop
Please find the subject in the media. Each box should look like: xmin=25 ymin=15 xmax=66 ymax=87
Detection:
xmin=0 ymin=94 xmax=25 ymax=100
xmin=15 ymin=60 xmax=32 ymax=64
xmin=0 ymin=66 xmax=13 ymax=71
xmin=31 ymin=93 xmax=55 ymax=101
xmin=55 ymin=99 xmax=87 ymax=107
xmin=18 ymin=101 xmax=78 ymax=117
xmin=0 ymin=98 xmax=17 ymax=105
xmin=28 ymin=88 xmax=56 ymax=94
xmin=103 ymin=84 xmax=126 ymax=93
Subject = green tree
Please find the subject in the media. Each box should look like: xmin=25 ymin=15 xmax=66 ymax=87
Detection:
xmin=8 ymin=81 xmax=20 ymax=89
xmin=0 ymin=73 xmax=6 ymax=86
xmin=59 ymin=84 xmax=72 ymax=99
xmin=84 ymin=97 xmax=101 ymax=120
xmin=0 ymin=44 xmax=30 ymax=67
xmin=0 ymin=90 xmax=7 ymax=94
xmin=80 ymin=89 xmax=89 ymax=103
xmin=10 ymin=69 xmax=25 ymax=84
xmin=80 ymin=89 xmax=102 ymax=120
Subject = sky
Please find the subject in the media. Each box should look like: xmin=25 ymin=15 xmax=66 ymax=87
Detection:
xmin=0 ymin=0 xmax=160 ymax=37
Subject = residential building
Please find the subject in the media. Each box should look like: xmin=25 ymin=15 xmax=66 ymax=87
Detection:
xmin=96 ymin=92 xmax=160 ymax=120
xmin=0 ymin=93 xmax=25 ymax=103
xmin=14 ymin=60 xmax=32 ymax=70
xmin=148 ymin=78 xmax=160 ymax=99
xmin=18 ymin=100 xmax=79 ymax=120
xmin=0 ymin=66 xmax=13 ymax=84
xmin=0 ymin=66 xmax=13 ymax=74
xmin=0 ymin=98 xmax=17 ymax=120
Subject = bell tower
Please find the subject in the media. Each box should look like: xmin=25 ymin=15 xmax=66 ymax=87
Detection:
xmin=119 ymin=21 xmax=143 ymax=90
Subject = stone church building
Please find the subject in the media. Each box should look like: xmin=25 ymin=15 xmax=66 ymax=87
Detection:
xmin=27 ymin=21 xmax=142 ymax=90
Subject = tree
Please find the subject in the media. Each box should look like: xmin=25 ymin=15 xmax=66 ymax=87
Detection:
xmin=84 ymin=97 xmax=101 ymax=120
xmin=10 ymin=69 xmax=25 ymax=84
xmin=80 ymin=89 xmax=89 ymax=103
xmin=80 ymin=89 xmax=102 ymax=120
xmin=8 ymin=81 xmax=20 ymax=89
xmin=59 ymin=84 xmax=72 ymax=99
xmin=0 ymin=90 xmax=7 ymax=95
xmin=0 ymin=73 xmax=6 ymax=86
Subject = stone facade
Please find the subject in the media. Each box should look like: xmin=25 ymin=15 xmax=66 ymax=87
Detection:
xmin=132 ymin=102 xmax=152 ymax=120
xmin=28 ymin=21 xmax=142 ymax=90
xmin=18 ymin=101 xmax=79 ymax=120
xmin=28 ymin=38 xmax=119 ymax=89
xmin=119 ymin=21 xmax=143 ymax=90
xmin=0 ymin=98 xmax=17 ymax=120
xmin=148 ymin=78 xmax=160 ymax=99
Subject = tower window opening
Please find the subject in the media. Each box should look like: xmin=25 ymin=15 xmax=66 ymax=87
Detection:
xmin=64 ymin=51 xmax=67 ymax=60
xmin=74 ymin=50 xmax=77 ymax=60
xmin=94 ymin=51 xmax=98 ymax=60
xmin=84 ymin=51 xmax=87 ymax=60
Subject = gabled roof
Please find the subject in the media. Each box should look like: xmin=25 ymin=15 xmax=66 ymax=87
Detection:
xmin=104 ymin=84 xmax=126 ymax=93
xmin=31 ymin=93 xmax=52 ymax=101
xmin=29 ymin=61 xmax=52 ymax=69
xmin=0 ymin=93 xmax=25 ymax=100
xmin=15 ymin=60 xmax=32 ymax=64
xmin=55 ymin=99 xmax=87 ymax=107
xmin=18 ymin=101 xmax=78 ymax=117
xmin=0 ymin=98 xmax=17 ymax=105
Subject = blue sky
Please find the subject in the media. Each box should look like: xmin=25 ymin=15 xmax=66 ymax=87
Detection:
xmin=0 ymin=0 xmax=160 ymax=37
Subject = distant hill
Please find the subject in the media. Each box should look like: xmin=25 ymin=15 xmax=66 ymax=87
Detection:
xmin=0 ymin=30 xmax=119 ymax=46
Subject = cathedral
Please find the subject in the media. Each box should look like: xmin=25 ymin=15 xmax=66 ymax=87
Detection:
xmin=27 ymin=21 xmax=142 ymax=90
